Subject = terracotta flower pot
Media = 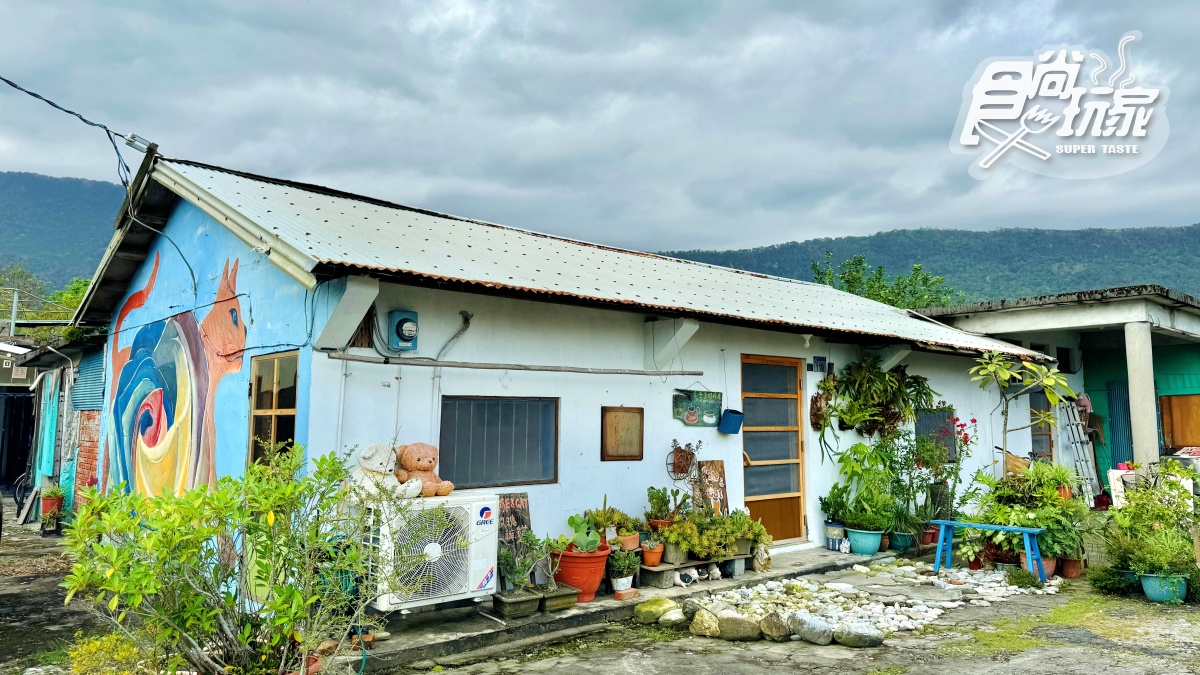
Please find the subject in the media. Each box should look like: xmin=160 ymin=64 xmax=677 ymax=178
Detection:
xmin=643 ymin=543 xmax=664 ymax=567
xmin=41 ymin=496 xmax=64 ymax=518
xmin=879 ymin=534 xmax=891 ymax=552
xmin=968 ymin=556 xmax=983 ymax=571
xmin=648 ymin=519 xmax=672 ymax=532
xmin=1019 ymin=551 xmax=1058 ymax=577
xmin=1057 ymin=485 xmax=1073 ymax=501
xmin=1059 ymin=557 xmax=1083 ymax=578
xmin=616 ymin=534 xmax=640 ymax=551
xmin=921 ymin=527 xmax=939 ymax=545
xmin=553 ymin=543 xmax=611 ymax=602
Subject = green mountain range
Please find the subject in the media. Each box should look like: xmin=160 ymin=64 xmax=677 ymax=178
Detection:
xmin=2 ymin=171 xmax=1197 ymax=302
xmin=0 ymin=171 xmax=125 ymax=288
xmin=665 ymin=225 xmax=1200 ymax=302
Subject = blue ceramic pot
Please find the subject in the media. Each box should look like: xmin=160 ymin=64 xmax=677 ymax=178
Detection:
xmin=1141 ymin=574 xmax=1187 ymax=603
xmin=845 ymin=528 xmax=884 ymax=556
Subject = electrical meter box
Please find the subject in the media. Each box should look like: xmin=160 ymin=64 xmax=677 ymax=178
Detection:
xmin=388 ymin=310 xmax=419 ymax=351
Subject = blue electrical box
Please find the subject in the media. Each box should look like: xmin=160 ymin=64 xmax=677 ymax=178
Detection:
xmin=388 ymin=310 xmax=419 ymax=351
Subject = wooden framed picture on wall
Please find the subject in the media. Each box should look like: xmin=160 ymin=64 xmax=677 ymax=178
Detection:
xmin=601 ymin=406 xmax=644 ymax=461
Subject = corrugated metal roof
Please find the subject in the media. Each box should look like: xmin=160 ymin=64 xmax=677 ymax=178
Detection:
xmin=156 ymin=159 xmax=1041 ymax=359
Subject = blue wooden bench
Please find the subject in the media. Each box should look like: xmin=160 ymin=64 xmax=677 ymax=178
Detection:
xmin=930 ymin=519 xmax=1047 ymax=583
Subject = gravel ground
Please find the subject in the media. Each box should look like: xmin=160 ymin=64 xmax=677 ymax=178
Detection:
xmin=423 ymin=582 xmax=1200 ymax=675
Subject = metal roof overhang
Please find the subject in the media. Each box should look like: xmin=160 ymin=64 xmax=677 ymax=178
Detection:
xmin=16 ymin=334 xmax=107 ymax=369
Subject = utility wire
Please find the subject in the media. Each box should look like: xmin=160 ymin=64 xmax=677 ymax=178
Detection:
xmin=0 ymin=74 xmax=134 ymax=190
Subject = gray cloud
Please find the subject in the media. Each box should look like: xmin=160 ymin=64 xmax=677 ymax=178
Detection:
xmin=0 ymin=0 xmax=1195 ymax=254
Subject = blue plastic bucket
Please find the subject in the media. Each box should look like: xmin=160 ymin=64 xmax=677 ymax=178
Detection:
xmin=718 ymin=409 xmax=745 ymax=434
xmin=845 ymin=528 xmax=884 ymax=555
xmin=1141 ymin=574 xmax=1187 ymax=603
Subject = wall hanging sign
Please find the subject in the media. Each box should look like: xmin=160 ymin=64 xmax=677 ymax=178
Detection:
xmin=672 ymin=389 xmax=722 ymax=427
xmin=497 ymin=492 xmax=531 ymax=547
xmin=601 ymin=406 xmax=644 ymax=461
xmin=697 ymin=459 xmax=729 ymax=515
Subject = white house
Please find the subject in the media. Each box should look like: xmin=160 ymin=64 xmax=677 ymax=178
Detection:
xmin=72 ymin=152 xmax=1042 ymax=548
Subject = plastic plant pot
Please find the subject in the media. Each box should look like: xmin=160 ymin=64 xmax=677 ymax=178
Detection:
xmin=891 ymin=532 xmax=916 ymax=551
xmin=552 ymin=543 xmax=612 ymax=603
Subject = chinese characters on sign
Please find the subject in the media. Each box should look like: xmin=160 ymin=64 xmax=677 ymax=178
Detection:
xmin=951 ymin=31 xmax=1169 ymax=179
xmin=672 ymin=389 xmax=722 ymax=427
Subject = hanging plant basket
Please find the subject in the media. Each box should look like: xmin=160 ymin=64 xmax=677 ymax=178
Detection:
xmin=667 ymin=449 xmax=695 ymax=480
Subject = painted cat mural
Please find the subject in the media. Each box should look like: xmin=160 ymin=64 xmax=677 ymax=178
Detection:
xmin=105 ymin=254 xmax=246 ymax=495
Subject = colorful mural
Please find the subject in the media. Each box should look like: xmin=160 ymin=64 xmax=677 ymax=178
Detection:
xmin=106 ymin=254 xmax=246 ymax=495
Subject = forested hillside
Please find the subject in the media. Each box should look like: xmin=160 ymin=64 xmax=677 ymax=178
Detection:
xmin=0 ymin=171 xmax=124 ymax=288
xmin=665 ymin=225 xmax=1200 ymax=302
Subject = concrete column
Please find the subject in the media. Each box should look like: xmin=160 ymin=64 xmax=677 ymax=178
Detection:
xmin=1124 ymin=321 xmax=1159 ymax=465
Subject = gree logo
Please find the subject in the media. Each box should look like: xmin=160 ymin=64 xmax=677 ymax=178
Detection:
xmin=476 ymin=506 xmax=494 ymax=526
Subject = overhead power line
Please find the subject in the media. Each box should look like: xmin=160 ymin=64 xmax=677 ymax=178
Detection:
xmin=0 ymin=74 xmax=153 ymax=192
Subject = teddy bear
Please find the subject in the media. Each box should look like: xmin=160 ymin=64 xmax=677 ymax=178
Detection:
xmin=351 ymin=444 xmax=423 ymax=498
xmin=394 ymin=442 xmax=455 ymax=497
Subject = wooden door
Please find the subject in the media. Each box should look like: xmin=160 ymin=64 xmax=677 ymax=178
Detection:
xmin=741 ymin=355 xmax=805 ymax=542
xmin=1160 ymin=394 xmax=1200 ymax=450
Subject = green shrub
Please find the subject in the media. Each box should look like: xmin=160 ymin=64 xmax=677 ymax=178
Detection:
xmin=1004 ymin=567 xmax=1044 ymax=589
xmin=1085 ymin=565 xmax=1139 ymax=595
xmin=1129 ymin=529 xmax=1196 ymax=577
xmin=63 ymin=445 xmax=428 ymax=673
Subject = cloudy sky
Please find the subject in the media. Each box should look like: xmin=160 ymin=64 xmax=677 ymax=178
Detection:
xmin=0 ymin=1 xmax=1194 ymax=252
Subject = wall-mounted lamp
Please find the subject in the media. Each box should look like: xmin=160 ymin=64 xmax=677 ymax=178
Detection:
xmin=800 ymin=334 xmax=813 ymax=348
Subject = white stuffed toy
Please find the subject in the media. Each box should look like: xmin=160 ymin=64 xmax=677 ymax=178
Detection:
xmin=706 ymin=562 xmax=722 ymax=581
xmin=351 ymin=443 xmax=422 ymax=498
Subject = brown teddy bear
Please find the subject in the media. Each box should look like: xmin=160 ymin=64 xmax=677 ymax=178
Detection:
xmin=394 ymin=443 xmax=455 ymax=497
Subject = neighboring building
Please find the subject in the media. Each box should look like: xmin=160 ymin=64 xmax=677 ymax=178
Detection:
xmin=68 ymin=154 xmax=1041 ymax=546
xmin=0 ymin=342 xmax=37 ymax=488
xmin=926 ymin=286 xmax=1200 ymax=484
xmin=15 ymin=336 xmax=106 ymax=515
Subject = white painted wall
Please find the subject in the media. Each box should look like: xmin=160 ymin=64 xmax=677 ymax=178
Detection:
xmin=306 ymin=282 xmax=1019 ymax=542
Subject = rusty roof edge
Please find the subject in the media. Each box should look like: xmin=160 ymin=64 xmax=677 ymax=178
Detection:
xmin=922 ymin=285 xmax=1200 ymax=318
xmin=314 ymin=258 xmax=1042 ymax=359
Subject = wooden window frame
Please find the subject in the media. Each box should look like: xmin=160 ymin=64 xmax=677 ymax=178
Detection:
xmin=600 ymin=406 xmax=644 ymax=461
xmin=248 ymin=350 xmax=299 ymax=462
xmin=438 ymin=395 xmax=560 ymax=489
xmin=1029 ymin=390 xmax=1054 ymax=460
xmin=740 ymin=354 xmax=806 ymax=538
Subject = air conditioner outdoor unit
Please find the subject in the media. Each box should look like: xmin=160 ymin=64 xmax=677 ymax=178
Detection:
xmin=367 ymin=492 xmax=498 ymax=612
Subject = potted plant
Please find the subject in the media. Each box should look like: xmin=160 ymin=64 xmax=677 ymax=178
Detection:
xmin=1130 ymin=529 xmax=1193 ymax=604
xmin=842 ymin=508 xmax=889 ymax=555
xmin=670 ymin=439 xmax=701 ymax=475
xmin=41 ymin=483 xmax=66 ymax=518
xmin=724 ymin=510 xmax=755 ymax=556
xmin=1039 ymin=462 xmax=1080 ymax=501
xmin=642 ymin=536 xmax=664 ymax=567
xmin=615 ymin=525 xmax=640 ymax=552
xmin=492 ymin=531 xmax=545 ymax=618
xmin=645 ymin=487 xmax=672 ymax=531
xmin=551 ymin=514 xmax=611 ymax=602
xmin=659 ymin=519 xmax=699 ymax=565
xmin=958 ymin=532 xmax=986 ymax=570
xmin=820 ymin=483 xmax=850 ymax=551
xmin=889 ymin=504 xmax=920 ymax=552
xmin=585 ymin=495 xmax=628 ymax=541
xmin=537 ymin=536 xmax=580 ymax=612
xmin=609 ymin=549 xmax=640 ymax=592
